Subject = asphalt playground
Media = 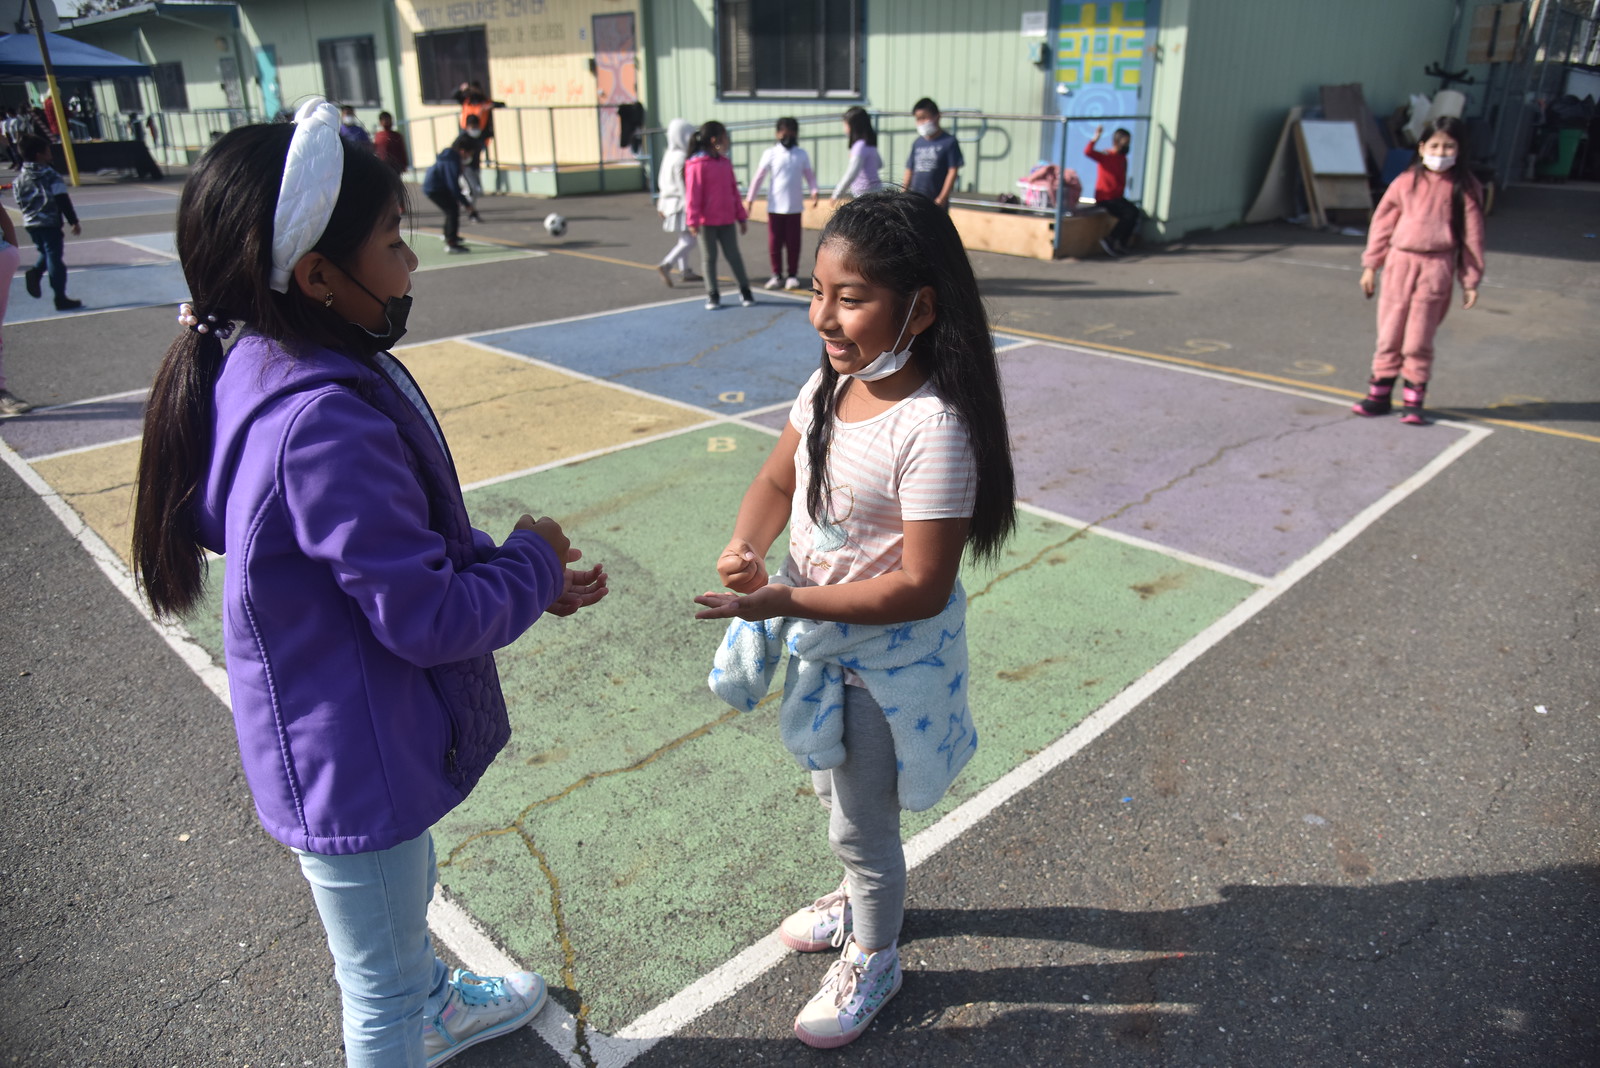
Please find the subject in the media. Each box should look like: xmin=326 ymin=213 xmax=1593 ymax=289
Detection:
xmin=1 ymin=176 xmax=1595 ymax=1067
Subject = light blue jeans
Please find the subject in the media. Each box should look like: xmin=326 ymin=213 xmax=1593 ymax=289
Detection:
xmin=294 ymin=831 xmax=451 ymax=1068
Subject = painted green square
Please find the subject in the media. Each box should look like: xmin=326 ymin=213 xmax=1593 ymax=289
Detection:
xmin=182 ymin=424 xmax=1256 ymax=1033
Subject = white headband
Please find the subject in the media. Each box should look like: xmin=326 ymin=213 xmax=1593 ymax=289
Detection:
xmin=269 ymin=97 xmax=344 ymax=294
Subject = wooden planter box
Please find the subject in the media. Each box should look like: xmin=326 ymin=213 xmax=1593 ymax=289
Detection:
xmin=747 ymin=200 xmax=1115 ymax=260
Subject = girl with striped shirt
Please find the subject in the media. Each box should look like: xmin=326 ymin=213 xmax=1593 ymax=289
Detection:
xmin=695 ymin=190 xmax=1016 ymax=1048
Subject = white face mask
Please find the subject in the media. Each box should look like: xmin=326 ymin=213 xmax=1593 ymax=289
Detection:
xmin=1421 ymin=153 xmax=1456 ymax=172
xmin=916 ymin=121 xmax=938 ymax=139
xmin=846 ymin=298 xmax=920 ymax=381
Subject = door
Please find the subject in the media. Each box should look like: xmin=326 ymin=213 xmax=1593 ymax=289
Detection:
xmin=255 ymin=44 xmax=281 ymax=121
xmin=1051 ymin=1 xmax=1157 ymax=201
xmin=591 ymin=11 xmax=638 ymax=164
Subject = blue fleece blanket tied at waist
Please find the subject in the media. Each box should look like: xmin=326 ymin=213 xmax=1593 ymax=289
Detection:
xmin=708 ymin=582 xmax=976 ymax=812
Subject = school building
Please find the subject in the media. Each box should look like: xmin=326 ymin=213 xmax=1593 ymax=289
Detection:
xmin=51 ymin=0 xmax=1586 ymax=240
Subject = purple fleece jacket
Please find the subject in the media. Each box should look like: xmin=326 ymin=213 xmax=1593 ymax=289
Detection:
xmin=195 ymin=334 xmax=565 ymax=854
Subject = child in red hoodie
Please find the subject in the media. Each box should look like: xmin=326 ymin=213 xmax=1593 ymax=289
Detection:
xmin=1085 ymin=125 xmax=1138 ymax=257
xmin=685 ymin=120 xmax=755 ymax=310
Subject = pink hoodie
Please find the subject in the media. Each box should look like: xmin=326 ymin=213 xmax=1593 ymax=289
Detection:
xmin=1363 ymin=168 xmax=1486 ymax=290
xmin=684 ymin=151 xmax=747 ymax=229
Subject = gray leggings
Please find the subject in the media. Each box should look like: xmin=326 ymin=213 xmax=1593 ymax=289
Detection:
xmin=811 ymin=684 xmax=905 ymax=950
xmin=698 ymin=223 xmax=751 ymax=301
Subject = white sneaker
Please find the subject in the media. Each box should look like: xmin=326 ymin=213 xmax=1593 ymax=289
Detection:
xmin=778 ymin=876 xmax=852 ymax=952
xmin=785 ymin=276 xmax=801 ymax=290
xmin=705 ymin=298 xmax=721 ymax=310
xmin=423 ymin=969 xmax=547 ymax=1066
xmin=0 ymin=389 xmax=33 ymax=417
xmin=793 ymin=936 xmax=902 ymax=1049
xmin=764 ymin=274 xmax=782 ymax=289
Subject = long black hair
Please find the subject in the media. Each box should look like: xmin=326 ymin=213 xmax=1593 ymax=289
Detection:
xmin=132 ymin=120 xmax=407 ymax=619
xmin=808 ymin=190 xmax=1016 ymax=562
xmin=1410 ymin=115 xmax=1482 ymax=273
xmin=843 ymin=106 xmax=876 ymax=148
xmin=687 ymin=120 xmax=727 ymax=158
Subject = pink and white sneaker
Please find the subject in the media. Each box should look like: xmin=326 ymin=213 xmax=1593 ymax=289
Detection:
xmin=778 ymin=876 xmax=853 ymax=952
xmin=793 ymin=935 xmax=902 ymax=1048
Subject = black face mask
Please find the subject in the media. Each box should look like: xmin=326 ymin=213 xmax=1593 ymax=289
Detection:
xmin=333 ymin=267 xmax=411 ymax=357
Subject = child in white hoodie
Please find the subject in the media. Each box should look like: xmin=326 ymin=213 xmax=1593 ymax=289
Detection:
xmin=655 ymin=118 xmax=703 ymax=287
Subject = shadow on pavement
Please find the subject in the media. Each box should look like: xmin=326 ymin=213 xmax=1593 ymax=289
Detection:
xmin=629 ymin=865 xmax=1598 ymax=1067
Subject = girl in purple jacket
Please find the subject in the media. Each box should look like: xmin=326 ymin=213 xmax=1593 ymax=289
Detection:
xmin=130 ymin=99 xmax=607 ymax=1068
xmin=684 ymin=119 xmax=755 ymax=310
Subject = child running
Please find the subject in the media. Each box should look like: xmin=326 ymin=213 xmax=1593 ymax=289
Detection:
xmin=694 ymin=189 xmax=1016 ymax=1048
xmin=1353 ymin=115 xmax=1485 ymax=425
xmin=684 ymin=120 xmax=754 ymax=310
xmin=13 ymin=134 xmax=82 ymax=311
xmin=746 ymin=116 xmax=818 ymax=290
xmin=654 ymin=117 xmax=703 ymax=287
xmin=131 ymin=99 xmax=607 ymax=1067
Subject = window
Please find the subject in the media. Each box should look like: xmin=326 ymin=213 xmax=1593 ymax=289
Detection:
xmin=415 ymin=27 xmax=487 ymax=105
xmin=319 ymin=36 xmax=381 ymax=108
xmin=718 ymin=0 xmax=860 ymax=98
xmin=112 ymin=78 xmax=139 ymax=113
xmin=152 ymin=61 xmax=187 ymax=110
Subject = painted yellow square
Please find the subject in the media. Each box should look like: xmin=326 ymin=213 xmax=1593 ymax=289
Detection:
xmin=395 ymin=339 xmax=707 ymax=486
xmin=32 ymin=439 xmax=141 ymax=565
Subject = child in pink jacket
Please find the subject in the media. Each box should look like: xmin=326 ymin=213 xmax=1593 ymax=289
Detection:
xmin=685 ymin=120 xmax=754 ymax=310
xmin=1353 ymin=116 xmax=1485 ymax=425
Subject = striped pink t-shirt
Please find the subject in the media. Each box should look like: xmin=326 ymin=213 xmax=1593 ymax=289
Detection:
xmin=784 ymin=369 xmax=977 ymax=588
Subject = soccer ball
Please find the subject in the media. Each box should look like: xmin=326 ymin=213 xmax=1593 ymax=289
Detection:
xmin=543 ymin=212 xmax=567 ymax=237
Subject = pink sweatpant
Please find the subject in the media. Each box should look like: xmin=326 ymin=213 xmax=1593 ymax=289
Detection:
xmin=1371 ymin=248 xmax=1455 ymax=384
xmin=0 ymin=241 xmax=19 ymax=391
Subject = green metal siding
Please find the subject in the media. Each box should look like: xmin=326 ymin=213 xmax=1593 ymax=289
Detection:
xmin=645 ymin=0 xmax=1062 ymax=198
xmin=1147 ymin=0 xmax=1459 ymax=238
xmin=237 ymin=0 xmax=402 ymax=125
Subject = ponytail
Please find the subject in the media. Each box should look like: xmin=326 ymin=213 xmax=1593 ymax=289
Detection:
xmin=130 ymin=118 xmax=406 ymax=620
xmin=132 ymin=328 xmax=227 ymax=618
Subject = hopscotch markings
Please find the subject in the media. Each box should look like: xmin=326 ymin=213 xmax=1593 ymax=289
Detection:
xmin=583 ymin=419 xmax=1493 ymax=1068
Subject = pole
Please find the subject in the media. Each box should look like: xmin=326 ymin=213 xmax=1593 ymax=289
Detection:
xmin=24 ymin=0 xmax=80 ymax=186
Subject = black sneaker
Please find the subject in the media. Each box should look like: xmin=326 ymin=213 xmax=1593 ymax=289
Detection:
xmin=54 ymin=297 xmax=82 ymax=311
xmin=1099 ymin=237 xmax=1121 ymax=258
xmin=24 ymin=266 xmax=42 ymax=298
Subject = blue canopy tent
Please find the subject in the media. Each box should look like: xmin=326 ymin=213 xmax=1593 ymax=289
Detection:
xmin=0 ymin=31 xmax=151 ymax=80
xmin=0 ymin=32 xmax=161 ymax=178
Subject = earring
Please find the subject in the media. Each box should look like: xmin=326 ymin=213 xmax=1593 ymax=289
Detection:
xmin=323 ymin=291 xmax=335 ymax=308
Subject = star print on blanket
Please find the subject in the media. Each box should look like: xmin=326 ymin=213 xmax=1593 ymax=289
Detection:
xmin=708 ymin=581 xmax=977 ymax=812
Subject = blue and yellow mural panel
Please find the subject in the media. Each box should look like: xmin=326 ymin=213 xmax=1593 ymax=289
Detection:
xmin=1056 ymin=2 xmax=1145 ymax=88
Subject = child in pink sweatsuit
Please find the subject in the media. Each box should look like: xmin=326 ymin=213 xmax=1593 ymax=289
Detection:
xmin=1353 ymin=116 xmax=1485 ymax=425
xmin=684 ymin=120 xmax=754 ymax=310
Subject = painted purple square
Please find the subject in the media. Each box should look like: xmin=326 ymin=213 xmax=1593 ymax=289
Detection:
xmin=1000 ymin=343 xmax=1470 ymax=578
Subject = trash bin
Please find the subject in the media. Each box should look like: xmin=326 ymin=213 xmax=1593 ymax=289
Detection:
xmin=1537 ymin=128 xmax=1585 ymax=179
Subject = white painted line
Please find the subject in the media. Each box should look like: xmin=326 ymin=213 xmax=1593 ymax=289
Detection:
xmin=110 ymin=236 xmax=180 ymax=261
xmin=28 ymin=434 xmax=143 ymax=465
xmin=997 ymin=335 xmax=1364 ymax=408
xmin=459 ymin=418 xmax=724 ymax=493
xmin=1014 ymin=498 xmax=1272 ymax=587
xmin=0 ymin=436 xmax=230 ymax=709
xmin=414 ymin=249 xmax=549 ymax=273
xmin=25 ymin=386 xmax=148 ymax=410
xmin=453 ymin=335 xmax=723 ymax=421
